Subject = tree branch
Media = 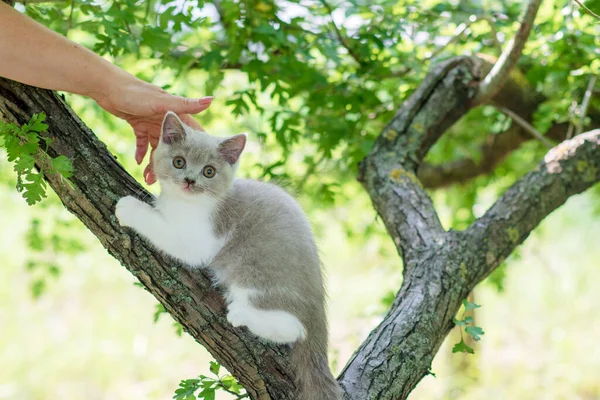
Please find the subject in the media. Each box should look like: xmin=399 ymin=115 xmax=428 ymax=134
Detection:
xmin=498 ymin=106 xmax=553 ymax=147
xmin=0 ymin=78 xmax=297 ymax=400
xmin=573 ymin=0 xmax=600 ymax=20
xmin=318 ymin=0 xmax=363 ymax=65
xmin=466 ymin=129 xmax=600 ymax=281
xmin=418 ymin=123 xmax=530 ymax=188
xmin=358 ymin=56 xmax=480 ymax=259
xmin=428 ymin=15 xmax=502 ymax=60
xmin=576 ymin=75 xmax=597 ymax=136
xmin=473 ymin=0 xmax=543 ymax=105
xmin=347 ymin=61 xmax=600 ymax=400
xmin=416 ymin=56 xmax=600 ymax=189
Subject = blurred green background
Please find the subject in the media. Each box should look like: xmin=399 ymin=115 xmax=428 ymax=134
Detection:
xmin=2 ymin=0 xmax=600 ymax=399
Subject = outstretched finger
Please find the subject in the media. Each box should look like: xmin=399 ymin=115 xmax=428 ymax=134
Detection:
xmin=135 ymin=134 xmax=149 ymax=165
xmin=144 ymin=162 xmax=157 ymax=185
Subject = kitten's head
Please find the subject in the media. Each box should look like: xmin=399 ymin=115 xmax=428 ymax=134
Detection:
xmin=152 ymin=112 xmax=246 ymax=199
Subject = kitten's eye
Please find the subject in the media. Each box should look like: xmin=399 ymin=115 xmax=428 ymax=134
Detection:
xmin=203 ymin=165 xmax=216 ymax=178
xmin=173 ymin=156 xmax=186 ymax=169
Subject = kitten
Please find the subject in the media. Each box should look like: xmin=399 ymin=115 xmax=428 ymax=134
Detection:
xmin=115 ymin=112 xmax=342 ymax=400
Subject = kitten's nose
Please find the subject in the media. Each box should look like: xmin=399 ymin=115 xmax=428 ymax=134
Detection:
xmin=184 ymin=178 xmax=195 ymax=185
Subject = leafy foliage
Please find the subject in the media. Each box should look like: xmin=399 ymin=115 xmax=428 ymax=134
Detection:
xmin=0 ymin=113 xmax=73 ymax=205
xmin=452 ymin=299 xmax=485 ymax=354
xmin=7 ymin=0 xmax=600 ymax=394
xmin=174 ymin=361 xmax=248 ymax=400
xmin=14 ymin=0 xmax=600 ymax=216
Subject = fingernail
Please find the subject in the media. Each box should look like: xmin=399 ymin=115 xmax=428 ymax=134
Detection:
xmin=199 ymin=96 xmax=214 ymax=102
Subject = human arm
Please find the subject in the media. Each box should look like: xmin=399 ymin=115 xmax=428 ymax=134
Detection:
xmin=0 ymin=2 xmax=212 ymax=183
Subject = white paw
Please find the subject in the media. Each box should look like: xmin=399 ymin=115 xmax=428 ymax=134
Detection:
xmin=226 ymin=306 xmax=251 ymax=328
xmin=253 ymin=310 xmax=307 ymax=344
xmin=227 ymin=305 xmax=306 ymax=344
xmin=115 ymin=196 xmax=142 ymax=228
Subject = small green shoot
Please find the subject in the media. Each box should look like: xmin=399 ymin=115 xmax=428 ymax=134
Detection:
xmin=0 ymin=113 xmax=73 ymax=205
xmin=174 ymin=361 xmax=248 ymax=400
xmin=452 ymin=299 xmax=485 ymax=354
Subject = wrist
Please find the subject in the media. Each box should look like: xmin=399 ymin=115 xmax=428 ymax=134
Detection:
xmin=85 ymin=60 xmax=136 ymax=103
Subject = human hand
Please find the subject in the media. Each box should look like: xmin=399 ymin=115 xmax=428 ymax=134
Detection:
xmin=94 ymin=74 xmax=212 ymax=184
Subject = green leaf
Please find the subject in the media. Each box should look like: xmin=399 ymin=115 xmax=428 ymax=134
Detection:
xmin=462 ymin=299 xmax=481 ymax=311
xmin=452 ymin=338 xmax=474 ymax=354
xmin=209 ymin=361 xmax=220 ymax=376
xmin=198 ymin=388 xmax=215 ymax=400
xmin=465 ymin=326 xmax=485 ymax=341
xmin=50 ymin=155 xmax=74 ymax=178
xmin=31 ymin=279 xmax=46 ymax=299
xmin=153 ymin=303 xmax=167 ymax=323
xmin=28 ymin=112 xmax=48 ymax=133
xmin=173 ymin=378 xmax=200 ymax=400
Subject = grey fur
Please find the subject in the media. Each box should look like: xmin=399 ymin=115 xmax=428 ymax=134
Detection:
xmin=152 ymin=113 xmax=342 ymax=400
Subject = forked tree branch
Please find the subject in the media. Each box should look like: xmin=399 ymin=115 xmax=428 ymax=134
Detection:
xmin=348 ymin=55 xmax=600 ymax=399
xmin=473 ymin=0 xmax=543 ymax=105
xmin=358 ymin=56 xmax=480 ymax=259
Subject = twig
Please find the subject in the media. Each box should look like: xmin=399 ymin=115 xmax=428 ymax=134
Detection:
xmin=576 ymin=75 xmax=597 ymax=136
xmin=474 ymin=0 xmax=543 ymax=105
xmin=478 ymin=16 xmax=503 ymax=52
xmin=318 ymin=0 xmax=363 ymax=65
xmin=112 ymin=1 xmax=140 ymax=52
xmin=566 ymin=120 xmax=575 ymax=139
xmin=428 ymin=22 xmax=470 ymax=60
xmin=428 ymin=16 xmax=502 ymax=60
xmin=573 ymin=0 xmax=600 ymax=21
xmin=566 ymin=100 xmax=577 ymax=139
xmin=498 ymin=106 xmax=554 ymax=147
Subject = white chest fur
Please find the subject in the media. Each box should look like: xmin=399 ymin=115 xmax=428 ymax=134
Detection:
xmin=153 ymin=194 xmax=226 ymax=267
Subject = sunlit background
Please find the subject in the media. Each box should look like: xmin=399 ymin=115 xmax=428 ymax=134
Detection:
xmin=2 ymin=0 xmax=600 ymax=399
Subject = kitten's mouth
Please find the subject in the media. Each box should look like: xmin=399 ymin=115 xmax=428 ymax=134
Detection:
xmin=182 ymin=182 xmax=203 ymax=194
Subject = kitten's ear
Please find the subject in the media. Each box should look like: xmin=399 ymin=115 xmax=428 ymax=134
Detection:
xmin=161 ymin=112 xmax=186 ymax=144
xmin=218 ymin=134 xmax=247 ymax=164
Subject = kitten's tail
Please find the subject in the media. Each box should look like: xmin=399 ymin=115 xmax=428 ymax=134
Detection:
xmin=290 ymin=339 xmax=343 ymax=400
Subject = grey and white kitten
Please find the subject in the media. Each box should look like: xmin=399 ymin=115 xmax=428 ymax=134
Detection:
xmin=115 ymin=112 xmax=341 ymax=400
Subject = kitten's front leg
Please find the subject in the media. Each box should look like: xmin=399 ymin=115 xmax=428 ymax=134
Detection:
xmin=115 ymin=196 xmax=170 ymax=244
